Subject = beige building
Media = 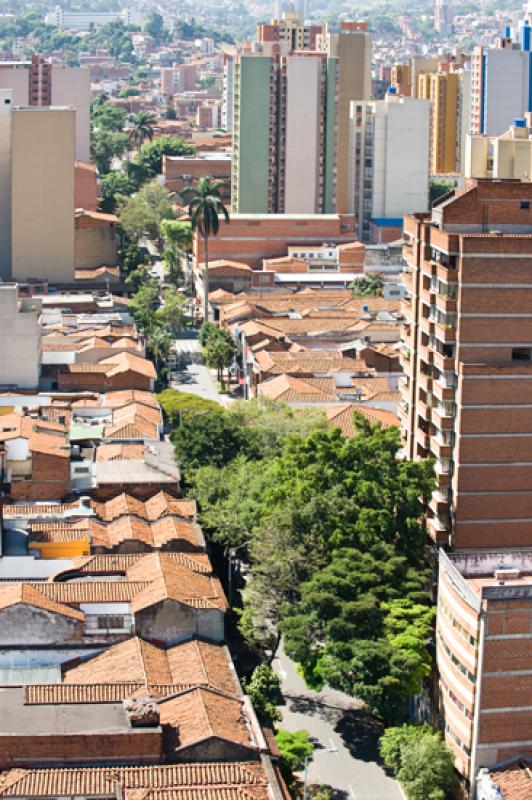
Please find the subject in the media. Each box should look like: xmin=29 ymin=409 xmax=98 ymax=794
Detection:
xmin=11 ymin=105 xmax=75 ymax=283
xmin=466 ymin=117 xmax=532 ymax=180
xmin=317 ymin=22 xmax=372 ymax=214
xmin=0 ymin=56 xmax=90 ymax=161
xmin=0 ymin=284 xmax=41 ymax=389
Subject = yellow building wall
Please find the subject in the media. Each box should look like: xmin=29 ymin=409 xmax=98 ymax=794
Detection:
xmin=28 ymin=538 xmax=90 ymax=559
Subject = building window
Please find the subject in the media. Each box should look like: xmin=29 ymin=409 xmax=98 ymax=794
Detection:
xmin=521 ymin=201 xmax=530 ymax=209
xmin=97 ymin=615 xmax=124 ymax=629
xmin=512 ymin=347 xmax=531 ymax=361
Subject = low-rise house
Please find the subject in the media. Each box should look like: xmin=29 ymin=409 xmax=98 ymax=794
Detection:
xmin=0 ymin=412 xmax=71 ymax=501
xmin=326 ymin=403 xmax=400 ymax=436
xmin=57 ymin=353 xmax=156 ymax=393
xmin=0 ymin=552 xmax=227 ymax=647
xmin=75 ymin=210 xmax=119 ymax=271
xmin=0 ymin=761 xmax=279 ymax=800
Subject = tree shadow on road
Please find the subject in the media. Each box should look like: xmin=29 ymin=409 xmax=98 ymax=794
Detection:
xmin=334 ymin=707 xmax=385 ymax=765
xmin=284 ymin=694 xmax=385 ymax=765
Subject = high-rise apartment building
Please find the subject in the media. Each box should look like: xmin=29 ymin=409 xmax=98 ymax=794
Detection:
xmin=0 ymin=90 xmax=75 ymax=284
xmin=435 ymin=0 xmax=453 ymax=35
xmin=317 ymin=22 xmax=372 ymax=214
xmin=258 ymin=12 xmax=322 ymax=50
xmin=417 ymin=66 xmax=470 ymax=174
xmin=436 ymin=549 xmax=532 ymax=788
xmin=401 ymin=180 xmax=532 ymax=548
xmin=348 ymin=92 xmax=430 ymax=243
xmin=0 ymin=55 xmax=90 ymax=161
xmin=471 ymin=23 xmax=532 ymax=136
xmin=232 ymin=53 xmax=338 ymax=214
xmin=466 ymin=116 xmax=532 ymax=179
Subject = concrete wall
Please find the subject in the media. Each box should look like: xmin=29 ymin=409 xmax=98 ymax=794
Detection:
xmin=232 ymin=57 xmax=272 ymax=213
xmin=0 ymin=90 xmax=11 ymax=280
xmin=75 ymin=225 xmax=118 ymax=269
xmin=136 ymin=600 xmax=224 ymax=644
xmin=0 ymin=66 xmax=29 ymax=104
xmin=0 ymin=605 xmax=82 ymax=645
xmin=483 ymin=49 xmax=530 ymax=135
xmin=11 ymin=107 xmax=75 ymax=283
xmin=0 ymin=285 xmax=41 ymax=389
xmin=320 ymin=30 xmax=371 ymax=213
xmin=51 ymin=66 xmax=91 ymax=162
xmin=284 ymin=56 xmax=321 ymax=213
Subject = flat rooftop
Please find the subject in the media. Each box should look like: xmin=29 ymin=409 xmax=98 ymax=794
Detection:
xmin=0 ymin=687 xmax=150 ymax=735
xmin=444 ymin=550 xmax=532 ymax=601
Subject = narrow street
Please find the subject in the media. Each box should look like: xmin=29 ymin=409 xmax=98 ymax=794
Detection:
xmin=273 ymin=643 xmax=404 ymax=800
xmin=171 ymin=336 xmax=223 ymax=405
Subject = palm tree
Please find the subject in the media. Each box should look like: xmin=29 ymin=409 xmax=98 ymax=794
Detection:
xmin=187 ymin=177 xmax=230 ymax=322
xmin=128 ymin=110 xmax=157 ymax=148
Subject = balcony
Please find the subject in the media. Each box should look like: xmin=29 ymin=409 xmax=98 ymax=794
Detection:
xmin=417 ymin=370 xmax=433 ymax=394
xmin=401 ymin=296 xmax=413 ymax=321
xmin=427 ymin=514 xmax=449 ymax=545
xmin=399 ymin=348 xmax=412 ymax=371
xmin=434 ymin=322 xmax=455 ymax=344
xmin=429 ymin=490 xmax=449 ymax=516
xmin=430 ymin=433 xmax=452 ymax=460
xmin=432 ymin=404 xmax=454 ymax=431
xmin=435 ymin=293 xmax=457 ymax=315
xmin=432 ymin=378 xmax=455 ymax=403
xmin=420 ymin=315 xmax=435 ymax=337
xmin=433 ymin=350 xmax=454 ymax=372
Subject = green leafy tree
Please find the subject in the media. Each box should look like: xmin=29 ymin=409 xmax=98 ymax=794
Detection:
xmin=128 ymin=280 xmax=160 ymax=332
xmin=172 ymin=411 xmax=245 ymax=472
xmin=116 ymin=181 xmax=174 ymax=244
xmin=275 ymin=729 xmax=313 ymax=773
xmin=204 ymin=330 xmax=235 ymax=388
xmin=160 ymin=219 xmax=192 ymax=285
xmin=199 ymin=321 xmax=219 ymax=348
xmin=158 ymin=287 xmax=187 ymax=333
xmin=243 ymin=664 xmax=282 ymax=726
xmin=92 ymin=103 xmax=128 ymax=133
xmin=380 ymin=725 xmax=454 ymax=800
xmin=100 ymin=171 xmax=134 ymax=213
xmin=128 ymin=110 xmax=157 ymax=148
xmin=157 ymin=389 xmax=222 ymax=427
xmin=147 ymin=326 xmax=173 ymax=379
xmin=143 ymin=10 xmax=168 ymax=42
xmin=91 ymin=130 xmax=129 ymax=175
xmin=350 ymin=274 xmax=384 ymax=297
xmin=188 ymin=177 xmax=230 ymax=321
xmin=119 ymin=86 xmax=141 ymax=98
xmin=136 ymin=136 xmax=195 ymax=175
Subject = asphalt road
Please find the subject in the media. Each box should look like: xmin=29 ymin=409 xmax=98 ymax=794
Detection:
xmin=171 ymin=337 xmax=223 ymax=405
xmin=273 ymin=643 xmax=404 ymax=800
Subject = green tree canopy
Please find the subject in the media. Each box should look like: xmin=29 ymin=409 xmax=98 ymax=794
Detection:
xmin=117 ymin=181 xmax=174 ymax=243
xmin=100 ymin=171 xmax=134 ymax=213
xmin=243 ymin=664 xmax=282 ymax=726
xmin=350 ymin=274 xmax=384 ymax=297
xmin=91 ymin=130 xmax=129 ymax=175
xmin=275 ymin=729 xmax=313 ymax=773
xmin=380 ymin=725 xmax=454 ymax=800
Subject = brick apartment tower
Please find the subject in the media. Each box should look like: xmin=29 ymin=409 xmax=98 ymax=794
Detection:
xmin=401 ymin=180 xmax=532 ymax=549
xmin=402 ymin=180 xmax=532 ymax=791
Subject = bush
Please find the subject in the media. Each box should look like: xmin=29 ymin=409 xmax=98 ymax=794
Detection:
xmin=157 ymin=388 xmax=222 ymax=427
xmin=243 ymin=664 xmax=282 ymax=726
xmin=275 ymin=729 xmax=313 ymax=773
xmin=380 ymin=724 xmax=454 ymax=800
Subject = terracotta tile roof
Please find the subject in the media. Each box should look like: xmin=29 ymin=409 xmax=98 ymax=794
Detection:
xmin=159 ymin=687 xmax=253 ymax=750
xmin=90 ymin=516 xmax=200 ymax=550
xmin=74 ymin=266 xmax=120 ymax=280
xmin=0 ymin=584 xmax=83 ymax=621
xmin=258 ymin=374 xmax=338 ymax=403
xmin=125 ymin=789 xmax=268 ymax=800
xmin=95 ymin=443 xmax=146 ymax=461
xmin=98 ymin=352 xmax=157 ymax=380
xmin=254 ymin=350 xmax=367 ymax=375
xmin=0 ymin=762 xmax=270 ymax=797
xmin=2 ymin=500 xmax=87 ymax=518
xmin=103 ymin=390 xmax=160 ymax=409
xmin=63 ymin=637 xmax=237 ymax=696
xmin=488 ymin=762 xmax=532 ymax=799
xmin=112 ymin=403 xmax=161 ymax=425
xmin=103 ymin=417 xmax=158 ymax=440
xmin=25 ymin=552 xmax=226 ymax=612
xmin=326 ymin=403 xmax=400 ymax=436
xmin=92 ymin=492 xmax=195 ymax=523
xmin=25 ymin=682 xmax=145 ymax=704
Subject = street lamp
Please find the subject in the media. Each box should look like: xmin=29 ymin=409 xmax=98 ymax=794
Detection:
xmin=303 ymin=746 xmax=338 ymax=800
